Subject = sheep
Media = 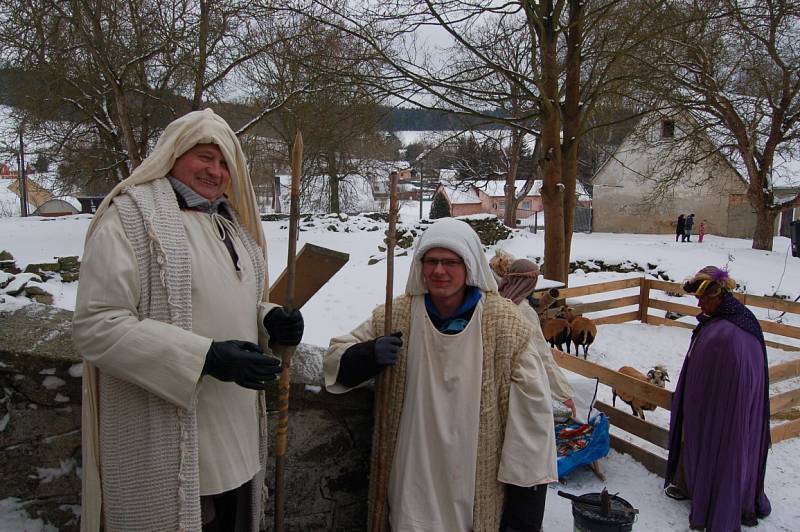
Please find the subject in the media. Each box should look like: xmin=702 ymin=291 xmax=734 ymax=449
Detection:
xmin=542 ymin=316 xmax=571 ymax=354
xmin=612 ymin=365 xmax=670 ymax=420
xmin=558 ymin=307 xmax=597 ymax=359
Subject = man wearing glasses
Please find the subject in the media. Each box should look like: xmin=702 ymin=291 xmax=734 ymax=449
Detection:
xmin=324 ymin=217 xmax=557 ymax=532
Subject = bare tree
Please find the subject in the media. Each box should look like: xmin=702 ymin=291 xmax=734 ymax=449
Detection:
xmin=241 ymin=16 xmax=392 ymax=213
xmin=637 ymin=0 xmax=800 ymax=250
xmin=0 ymin=0 xmax=310 ymax=192
xmin=281 ymin=0 xmax=662 ymax=282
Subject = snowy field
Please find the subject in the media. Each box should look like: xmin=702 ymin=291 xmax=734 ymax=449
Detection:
xmin=1 ymin=203 xmax=799 ymax=530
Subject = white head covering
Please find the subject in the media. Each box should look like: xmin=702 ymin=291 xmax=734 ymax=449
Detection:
xmin=85 ymin=108 xmax=265 ymax=254
xmin=405 ymin=217 xmax=498 ymax=295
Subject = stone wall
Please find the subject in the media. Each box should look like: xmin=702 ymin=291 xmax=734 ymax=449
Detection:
xmin=0 ymin=305 xmax=373 ymax=531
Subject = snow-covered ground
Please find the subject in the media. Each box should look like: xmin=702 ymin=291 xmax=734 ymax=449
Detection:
xmin=1 ymin=205 xmax=799 ymax=530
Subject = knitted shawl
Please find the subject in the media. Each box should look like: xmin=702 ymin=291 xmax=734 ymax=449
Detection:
xmin=84 ymin=178 xmax=267 ymax=531
xmin=366 ymin=291 xmax=534 ymax=532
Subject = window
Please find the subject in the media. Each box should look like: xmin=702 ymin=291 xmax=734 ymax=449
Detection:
xmin=499 ymin=201 xmax=506 ymax=209
xmin=661 ymin=119 xmax=675 ymax=139
xmin=523 ymin=200 xmax=531 ymax=210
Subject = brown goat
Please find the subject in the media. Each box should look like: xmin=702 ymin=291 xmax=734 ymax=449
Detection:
xmin=612 ymin=365 xmax=670 ymax=420
xmin=542 ymin=317 xmax=571 ymax=354
xmin=558 ymin=307 xmax=597 ymax=359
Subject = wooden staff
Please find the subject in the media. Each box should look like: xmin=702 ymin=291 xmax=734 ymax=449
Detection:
xmin=274 ymin=130 xmax=302 ymax=532
xmin=370 ymin=170 xmax=400 ymax=532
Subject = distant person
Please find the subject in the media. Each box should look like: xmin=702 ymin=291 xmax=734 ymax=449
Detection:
xmin=683 ymin=214 xmax=695 ymax=242
xmin=324 ymin=218 xmax=557 ymax=532
xmin=73 ymin=109 xmax=303 ymax=531
xmin=665 ymin=266 xmax=771 ymax=530
xmin=493 ymin=255 xmax=577 ymax=418
xmin=676 ymin=214 xmax=686 ymax=242
xmin=698 ymin=221 xmax=705 ymax=243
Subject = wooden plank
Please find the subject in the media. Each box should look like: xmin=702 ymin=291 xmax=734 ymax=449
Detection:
xmin=270 ymin=243 xmax=349 ymax=309
xmin=770 ymin=387 xmax=800 ymax=415
xmin=737 ymin=293 xmax=800 ymax=315
xmin=594 ymin=311 xmax=640 ymax=325
xmin=647 ymin=315 xmax=799 ymax=350
xmin=765 ymin=340 xmax=800 ymax=352
xmin=771 ymin=418 xmax=800 ymax=444
xmin=769 ymin=359 xmax=800 ymax=384
xmin=646 ymin=279 xmax=800 ymax=315
xmin=759 ymin=320 xmax=800 ymax=341
xmin=552 ymin=349 xmax=673 ymax=409
xmin=594 ymin=400 xmax=670 ymax=449
xmin=609 ymin=434 xmax=667 ymax=477
xmin=558 ymin=277 xmax=642 ymax=298
xmin=639 ymin=278 xmax=650 ymax=324
xmin=648 ymin=279 xmax=684 ymax=294
xmin=571 ymin=295 xmax=641 ymax=314
xmin=646 ymin=315 xmax=695 ymax=330
xmin=648 ymin=299 xmax=698 ymax=317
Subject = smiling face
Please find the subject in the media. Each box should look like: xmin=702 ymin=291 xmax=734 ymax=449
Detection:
xmin=421 ymin=247 xmax=467 ymax=313
xmin=170 ymin=143 xmax=231 ymax=200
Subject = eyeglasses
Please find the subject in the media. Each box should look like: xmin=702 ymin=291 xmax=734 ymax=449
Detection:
xmin=421 ymin=258 xmax=464 ymax=269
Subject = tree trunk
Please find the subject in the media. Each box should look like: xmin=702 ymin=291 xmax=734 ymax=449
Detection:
xmin=192 ymin=0 xmax=209 ymax=110
xmin=111 ymin=82 xmax=142 ymax=169
xmin=560 ymin=0 xmax=583 ymax=281
xmin=327 ymin=151 xmax=340 ymax=213
xmin=752 ymin=209 xmax=777 ymax=251
xmin=538 ymin=9 xmax=566 ymax=283
xmin=69 ymin=0 xmax=141 ymax=169
xmin=503 ymin=129 xmax=524 ymax=227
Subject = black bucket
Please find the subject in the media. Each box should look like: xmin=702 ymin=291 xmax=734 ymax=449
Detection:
xmin=560 ymin=490 xmax=637 ymax=532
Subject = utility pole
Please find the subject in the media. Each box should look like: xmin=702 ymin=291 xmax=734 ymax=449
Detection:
xmin=18 ymin=123 xmax=28 ymax=217
xmin=418 ymin=161 xmax=424 ymax=219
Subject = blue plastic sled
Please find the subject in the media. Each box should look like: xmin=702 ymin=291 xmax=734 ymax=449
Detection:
xmin=556 ymin=413 xmax=610 ymax=478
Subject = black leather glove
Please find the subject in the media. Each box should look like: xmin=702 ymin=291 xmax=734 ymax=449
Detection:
xmin=374 ymin=332 xmax=402 ymax=366
xmin=337 ymin=332 xmax=403 ymax=388
xmin=202 ymin=340 xmax=281 ymax=390
xmin=264 ymin=307 xmax=304 ymax=346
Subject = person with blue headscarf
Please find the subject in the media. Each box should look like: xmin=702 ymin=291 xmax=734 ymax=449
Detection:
xmin=324 ymin=217 xmax=557 ymax=532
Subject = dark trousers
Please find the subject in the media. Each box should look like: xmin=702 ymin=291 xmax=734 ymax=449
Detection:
xmin=501 ymin=483 xmax=547 ymax=532
xmin=201 ymin=481 xmax=253 ymax=532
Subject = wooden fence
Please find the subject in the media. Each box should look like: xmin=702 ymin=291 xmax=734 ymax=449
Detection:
xmin=550 ymin=277 xmax=800 ymax=477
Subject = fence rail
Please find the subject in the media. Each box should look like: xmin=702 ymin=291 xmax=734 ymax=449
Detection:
xmin=550 ymin=277 xmax=800 ymax=476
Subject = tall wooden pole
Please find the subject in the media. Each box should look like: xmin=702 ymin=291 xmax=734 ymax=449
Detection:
xmin=370 ymin=170 xmax=399 ymax=532
xmin=274 ymin=130 xmax=302 ymax=532
xmin=18 ymin=124 xmax=28 ymax=217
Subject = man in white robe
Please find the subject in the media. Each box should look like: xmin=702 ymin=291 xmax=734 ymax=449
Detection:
xmin=73 ymin=109 xmax=303 ymax=532
xmin=324 ymin=218 xmax=557 ymax=532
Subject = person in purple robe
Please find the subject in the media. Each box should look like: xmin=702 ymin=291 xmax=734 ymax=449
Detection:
xmin=665 ymin=266 xmax=771 ymax=530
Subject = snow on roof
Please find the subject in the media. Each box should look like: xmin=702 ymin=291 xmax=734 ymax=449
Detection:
xmin=437 ymin=181 xmax=480 ymax=204
xmin=442 ymin=177 xmax=590 ymax=203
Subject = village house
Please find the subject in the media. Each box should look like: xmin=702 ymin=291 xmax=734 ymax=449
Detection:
xmin=591 ymin=113 xmax=800 ymax=238
xmin=432 ymin=176 xmax=591 ymax=226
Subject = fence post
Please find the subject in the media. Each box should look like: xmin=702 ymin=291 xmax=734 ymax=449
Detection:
xmin=639 ymin=277 xmax=650 ymax=323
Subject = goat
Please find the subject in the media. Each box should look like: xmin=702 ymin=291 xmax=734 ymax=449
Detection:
xmin=558 ymin=307 xmax=597 ymax=359
xmin=542 ymin=316 xmax=571 ymax=354
xmin=612 ymin=365 xmax=670 ymax=420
